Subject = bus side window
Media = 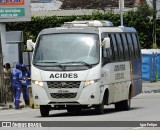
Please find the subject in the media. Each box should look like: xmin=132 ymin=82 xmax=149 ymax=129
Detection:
xmin=136 ymin=34 xmax=141 ymax=58
xmin=126 ymin=34 xmax=135 ymax=60
xmin=121 ymin=34 xmax=130 ymax=60
xmin=131 ymin=33 xmax=140 ymax=58
xmin=102 ymin=46 xmax=112 ymax=65
xmin=108 ymin=34 xmax=114 ymax=62
xmin=101 ymin=33 xmax=112 ymax=65
xmin=115 ymin=34 xmax=124 ymax=61
xmin=109 ymin=34 xmax=119 ymax=62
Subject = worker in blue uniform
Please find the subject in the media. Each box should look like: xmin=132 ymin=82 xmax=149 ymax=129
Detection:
xmin=10 ymin=63 xmax=23 ymax=109
xmin=21 ymin=64 xmax=31 ymax=106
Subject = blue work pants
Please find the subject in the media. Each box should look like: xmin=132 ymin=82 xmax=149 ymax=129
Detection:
xmin=13 ymin=85 xmax=22 ymax=109
xmin=22 ymin=85 xmax=29 ymax=105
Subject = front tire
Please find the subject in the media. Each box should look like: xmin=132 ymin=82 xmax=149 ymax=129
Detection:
xmin=40 ymin=105 xmax=50 ymax=117
xmin=95 ymin=97 xmax=105 ymax=114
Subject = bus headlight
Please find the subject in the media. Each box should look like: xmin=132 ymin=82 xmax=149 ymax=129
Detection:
xmin=84 ymin=80 xmax=95 ymax=87
xmin=34 ymin=80 xmax=44 ymax=87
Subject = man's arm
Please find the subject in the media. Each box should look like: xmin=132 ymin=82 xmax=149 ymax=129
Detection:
xmin=27 ymin=70 xmax=31 ymax=78
xmin=19 ymin=71 xmax=23 ymax=80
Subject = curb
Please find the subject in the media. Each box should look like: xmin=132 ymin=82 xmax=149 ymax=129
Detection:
xmin=0 ymin=104 xmax=14 ymax=110
xmin=0 ymin=107 xmax=10 ymax=110
xmin=142 ymin=89 xmax=160 ymax=93
xmin=0 ymin=104 xmax=26 ymax=110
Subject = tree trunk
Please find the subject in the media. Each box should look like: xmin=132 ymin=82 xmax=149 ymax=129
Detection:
xmin=0 ymin=36 xmax=4 ymax=104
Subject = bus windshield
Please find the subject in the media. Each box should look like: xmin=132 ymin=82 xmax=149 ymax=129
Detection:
xmin=33 ymin=33 xmax=100 ymax=68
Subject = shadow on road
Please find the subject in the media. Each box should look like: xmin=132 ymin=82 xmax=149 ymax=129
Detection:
xmin=36 ymin=107 xmax=143 ymax=118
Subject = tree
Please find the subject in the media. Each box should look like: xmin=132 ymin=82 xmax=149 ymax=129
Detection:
xmin=6 ymin=3 xmax=159 ymax=49
xmin=125 ymin=3 xmax=153 ymax=48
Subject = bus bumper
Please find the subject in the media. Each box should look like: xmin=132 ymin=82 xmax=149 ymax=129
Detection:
xmin=32 ymin=82 xmax=101 ymax=106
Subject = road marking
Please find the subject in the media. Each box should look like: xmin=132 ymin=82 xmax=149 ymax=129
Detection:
xmin=133 ymin=127 xmax=143 ymax=130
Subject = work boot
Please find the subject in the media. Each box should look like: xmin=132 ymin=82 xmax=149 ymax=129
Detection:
xmin=15 ymin=107 xmax=22 ymax=110
xmin=25 ymin=100 xmax=29 ymax=106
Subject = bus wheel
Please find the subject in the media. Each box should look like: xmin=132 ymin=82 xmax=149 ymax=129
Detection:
xmin=95 ymin=98 xmax=104 ymax=114
xmin=40 ymin=105 xmax=50 ymax=117
xmin=122 ymin=89 xmax=131 ymax=111
xmin=122 ymin=96 xmax=131 ymax=110
xmin=115 ymin=102 xmax=122 ymax=111
xmin=115 ymin=96 xmax=131 ymax=111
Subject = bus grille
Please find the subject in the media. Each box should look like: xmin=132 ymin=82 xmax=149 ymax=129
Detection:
xmin=47 ymin=81 xmax=80 ymax=89
xmin=50 ymin=93 xmax=77 ymax=99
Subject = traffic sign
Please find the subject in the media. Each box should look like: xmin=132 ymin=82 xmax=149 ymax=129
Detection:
xmin=0 ymin=0 xmax=31 ymax=22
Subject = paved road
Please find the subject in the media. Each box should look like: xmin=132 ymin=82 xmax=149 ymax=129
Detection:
xmin=0 ymin=92 xmax=160 ymax=130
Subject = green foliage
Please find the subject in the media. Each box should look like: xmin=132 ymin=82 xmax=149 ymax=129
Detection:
xmin=136 ymin=3 xmax=153 ymax=17
xmin=125 ymin=3 xmax=154 ymax=48
xmin=6 ymin=4 xmax=159 ymax=50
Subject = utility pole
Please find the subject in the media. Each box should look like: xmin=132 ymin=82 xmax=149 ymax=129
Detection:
xmin=0 ymin=35 xmax=3 ymax=104
xmin=119 ymin=0 xmax=124 ymax=26
xmin=0 ymin=23 xmax=6 ymax=105
xmin=153 ymin=0 xmax=157 ymax=48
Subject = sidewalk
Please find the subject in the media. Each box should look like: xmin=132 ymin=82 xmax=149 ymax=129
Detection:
xmin=142 ymin=81 xmax=160 ymax=93
xmin=0 ymin=92 xmax=25 ymax=110
xmin=0 ymin=102 xmax=14 ymax=110
xmin=0 ymin=106 xmax=9 ymax=110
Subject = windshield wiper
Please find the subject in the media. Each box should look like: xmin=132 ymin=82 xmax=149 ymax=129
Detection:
xmin=34 ymin=62 xmax=66 ymax=70
xmin=61 ymin=61 xmax=92 ymax=68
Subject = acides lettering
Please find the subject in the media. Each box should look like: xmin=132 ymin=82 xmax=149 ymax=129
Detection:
xmin=50 ymin=73 xmax=78 ymax=78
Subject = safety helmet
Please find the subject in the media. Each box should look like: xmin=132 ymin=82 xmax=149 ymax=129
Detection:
xmin=16 ymin=63 xmax=21 ymax=69
xmin=21 ymin=64 xmax=26 ymax=68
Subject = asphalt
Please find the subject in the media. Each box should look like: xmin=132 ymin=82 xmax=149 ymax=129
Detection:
xmin=0 ymin=81 xmax=160 ymax=110
xmin=0 ymin=93 xmax=160 ymax=130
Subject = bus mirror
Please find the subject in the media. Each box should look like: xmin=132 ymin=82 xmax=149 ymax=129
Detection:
xmin=102 ymin=37 xmax=110 ymax=49
xmin=27 ymin=39 xmax=35 ymax=50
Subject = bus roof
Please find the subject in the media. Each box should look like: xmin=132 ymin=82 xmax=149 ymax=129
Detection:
xmin=99 ymin=26 xmax=137 ymax=33
xmin=40 ymin=26 xmax=137 ymax=35
xmin=40 ymin=27 xmax=99 ymax=35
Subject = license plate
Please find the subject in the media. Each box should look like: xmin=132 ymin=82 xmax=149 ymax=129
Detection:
xmin=57 ymin=89 xmax=69 ymax=93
